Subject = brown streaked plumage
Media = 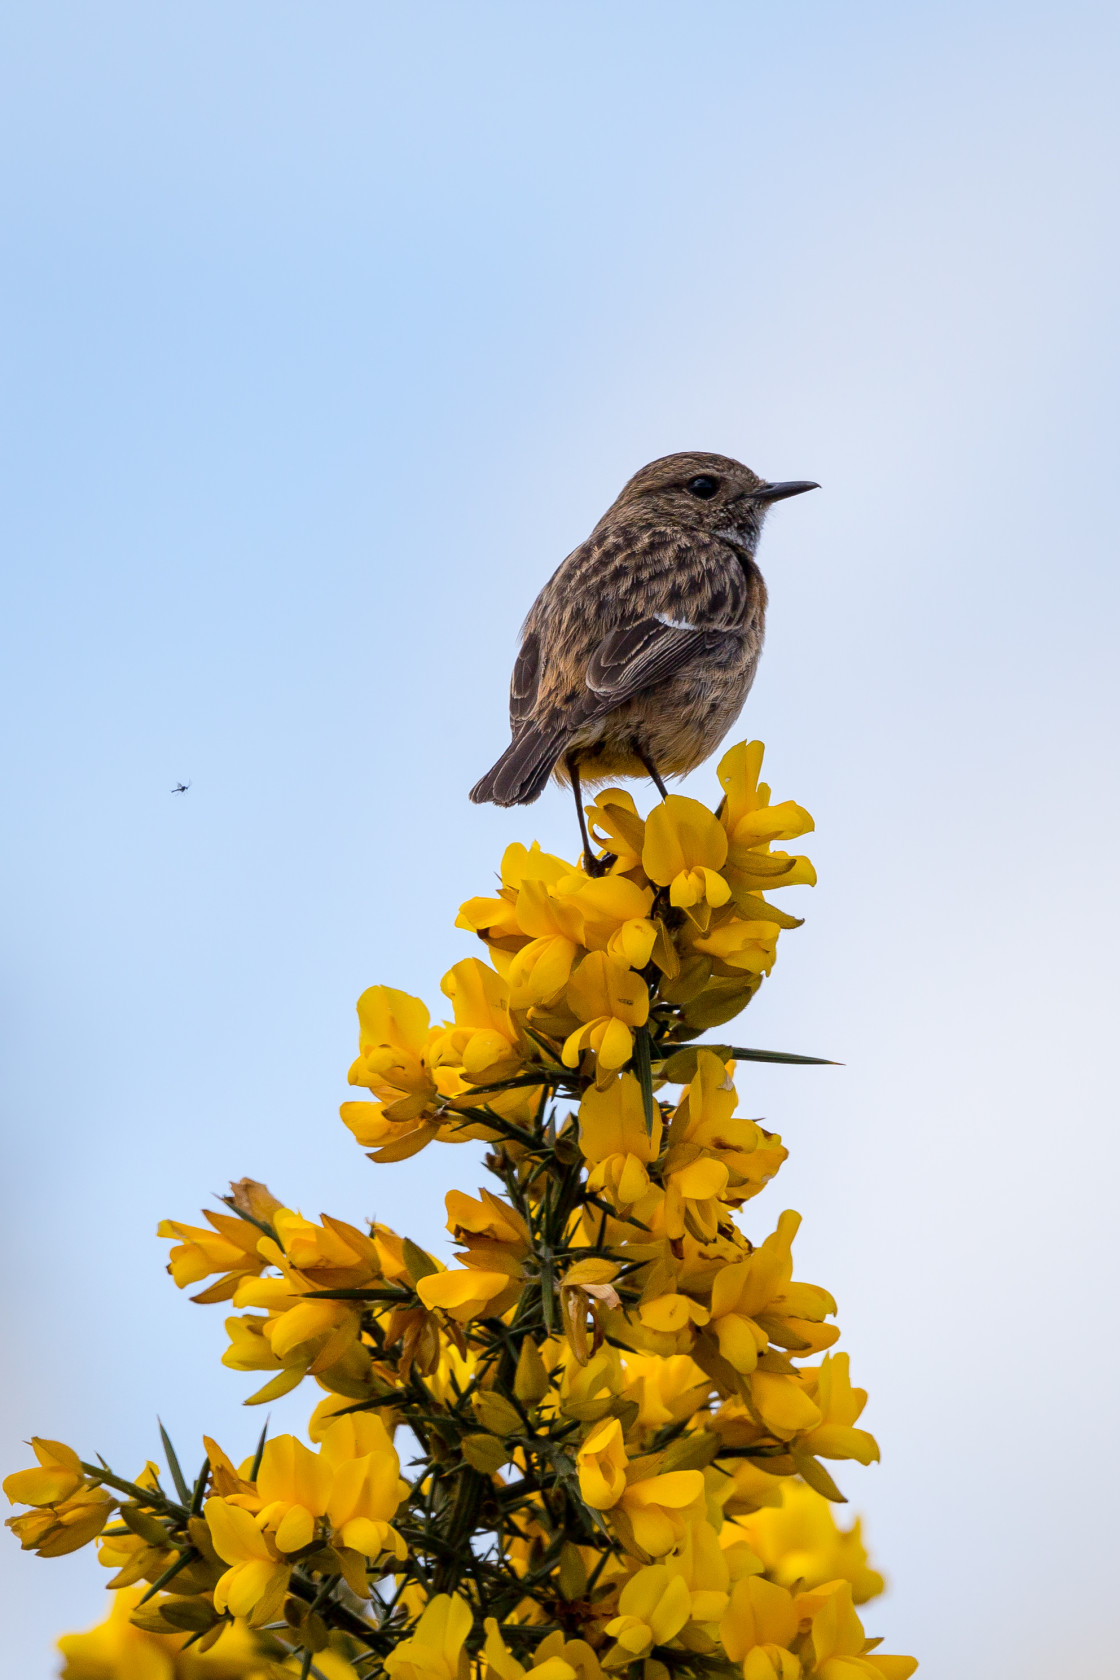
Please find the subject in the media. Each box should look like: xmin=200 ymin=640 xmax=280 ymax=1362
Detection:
xmin=470 ymin=451 xmax=817 ymax=866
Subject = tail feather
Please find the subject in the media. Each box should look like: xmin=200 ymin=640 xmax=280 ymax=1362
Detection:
xmin=470 ymin=724 xmax=568 ymax=807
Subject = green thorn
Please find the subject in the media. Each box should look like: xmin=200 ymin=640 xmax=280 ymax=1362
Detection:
xmin=634 ymin=1025 xmax=655 ymax=1135
xmin=250 ymin=1416 xmax=270 ymax=1480
xmin=189 ymin=1455 xmax=210 ymax=1516
xmin=136 ymin=1546 xmax=198 ymax=1605
xmin=157 ymin=1419 xmax=191 ymax=1506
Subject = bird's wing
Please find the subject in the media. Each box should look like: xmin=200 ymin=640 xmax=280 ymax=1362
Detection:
xmin=509 ymin=630 xmax=541 ymax=729
xmin=583 ymin=617 xmax=732 ymax=712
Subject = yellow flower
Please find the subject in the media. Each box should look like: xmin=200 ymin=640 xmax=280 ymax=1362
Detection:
xmin=348 ymin=985 xmax=441 ymax=1120
xmin=638 ymin=1293 xmax=711 ymax=1334
xmin=686 ymin=917 xmax=780 ymax=978
xmin=226 ymin=1210 xmax=379 ymax=1402
xmin=574 ymin=875 xmax=659 ymax=968
xmin=483 ymin=852 xmax=656 ymax=1009
xmin=805 ymin=1580 xmax=917 ymax=1678
xmin=204 ymin=1495 xmax=290 ymax=1625
xmin=729 ymin=1479 xmax=884 ymax=1604
xmin=750 ymin=1373 xmax=827 ymax=1441
xmin=578 ymin=1074 xmax=662 ymax=1206
xmin=251 ymin=1433 xmax=332 ymax=1552
xmin=717 ymin=1455 xmax=789 ymax=1519
xmin=723 ymin=1572 xmax=916 ymax=1679
xmin=559 ymin=1345 xmax=626 ymax=1421
xmin=446 ymin=1187 xmax=530 ymax=1275
xmin=455 ymin=840 xmax=541 ymax=950
xmin=210 ymin=1413 xmax=406 ymax=1597
xmin=614 ymin=1468 xmax=707 ymax=1558
xmin=417 ymin=1266 xmax=520 ymax=1323
xmin=4 ymin=1440 xmax=113 ymax=1557
xmin=657 ymin=1056 xmax=787 ymax=1242
xmin=435 ymin=958 xmax=525 ymax=1083
xmin=157 ymin=1208 xmax=272 ymax=1304
xmin=340 ymin=1099 xmax=444 ymax=1164
xmin=707 ymin=1211 xmax=838 ymax=1380
xmin=4 ymin=1437 xmax=88 ymax=1509
xmin=271 ymin=1208 xmax=375 ymax=1276
xmin=506 ymin=918 xmax=583 ymax=1010
xmin=663 ymin=1154 xmax=731 ymax=1245
xmin=795 ymin=1355 xmax=880 ymax=1467
xmin=384 ymin=1592 xmax=474 ymax=1680
xmin=716 ymin=742 xmax=816 ymax=900
xmin=342 ymin=961 xmax=531 ymax=1153
xmin=586 ymin=789 xmax=647 ymax=876
xmin=219 ymin=1311 xmax=301 ymax=1402
xmin=321 ymin=1413 xmax=408 ymax=1560
xmin=483 ymin=1618 xmax=583 ymax=1680
xmin=576 ymin=1416 xmax=629 ymax=1507
xmin=603 ymin=1564 xmax=693 ymax=1660
xmin=619 ymin=1353 xmax=711 ymax=1429
xmin=665 ymin=1517 xmax=732 ymax=1624
xmin=720 ymin=1575 xmax=801 ymax=1679
xmin=56 ymin=1586 xmax=273 ymax=1679
xmin=642 ymin=796 xmax=732 ymax=929
xmin=562 ymin=953 xmax=649 ymax=1075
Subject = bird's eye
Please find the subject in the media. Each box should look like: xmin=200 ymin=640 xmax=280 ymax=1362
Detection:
xmin=685 ymin=475 xmax=720 ymax=499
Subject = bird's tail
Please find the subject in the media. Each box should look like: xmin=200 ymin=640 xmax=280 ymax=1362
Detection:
xmin=470 ymin=723 xmax=569 ymax=807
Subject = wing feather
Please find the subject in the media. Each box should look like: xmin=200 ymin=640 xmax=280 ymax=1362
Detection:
xmin=509 ymin=631 xmax=540 ymax=728
xmin=584 ymin=617 xmax=733 ymax=711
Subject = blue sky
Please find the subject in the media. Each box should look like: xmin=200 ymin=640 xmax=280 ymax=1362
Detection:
xmin=2 ymin=3 xmax=1118 ymax=1675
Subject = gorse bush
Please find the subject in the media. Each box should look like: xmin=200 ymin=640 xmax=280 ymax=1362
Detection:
xmin=7 ymin=742 xmax=917 ymax=1680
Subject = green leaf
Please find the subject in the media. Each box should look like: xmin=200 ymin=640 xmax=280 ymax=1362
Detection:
xmin=660 ymin=1430 xmax=719 ymax=1472
xmin=791 ymin=1450 xmax=847 ymax=1503
xmin=461 ymin=1433 xmax=512 ymax=1473
xmin=473 ymin=1391 xmax=523 ymax=1437
xmin=120 ymin=1504 xmax=172 ymax=1547
xmin=151 ymin=1597 xmax=218 ymax=1633
xmin=402 ymin=1239 xmax=439 ymax=1284
xmin=558 ymin=1541 xmax=588 ymax=1601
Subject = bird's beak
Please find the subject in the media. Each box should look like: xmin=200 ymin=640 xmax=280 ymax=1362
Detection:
xmin=751 ymin=480 xmax=820 ymax=503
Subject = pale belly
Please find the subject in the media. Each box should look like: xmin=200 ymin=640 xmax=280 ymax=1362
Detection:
xmin=555 ymin=649 xmax=759 ymax=787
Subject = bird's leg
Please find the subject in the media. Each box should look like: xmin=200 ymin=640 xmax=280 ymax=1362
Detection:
xmin=567 ymin=754 xmax=605 ymax=877
xmin=635 ymin=745 xmax=670 ymax=801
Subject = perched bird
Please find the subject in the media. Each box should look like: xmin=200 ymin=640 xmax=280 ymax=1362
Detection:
xmin=470 ymin=451 xmax=817 ymax=870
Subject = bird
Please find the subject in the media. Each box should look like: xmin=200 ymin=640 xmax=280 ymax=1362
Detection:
xmin=470 ymin=451 xmax=817 ymax=872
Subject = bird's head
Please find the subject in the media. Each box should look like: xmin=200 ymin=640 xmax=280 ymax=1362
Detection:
xmin=597 ymin=451 xmax=818 ymax=551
